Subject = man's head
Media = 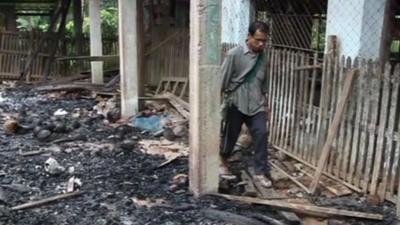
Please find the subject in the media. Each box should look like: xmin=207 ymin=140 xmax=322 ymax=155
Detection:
xmin=247 ymin=21 xmax=269 ymax=53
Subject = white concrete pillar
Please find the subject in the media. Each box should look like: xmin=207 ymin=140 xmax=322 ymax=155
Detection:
xmin=221 ymin=0 xmax=251 ymax=44
xmin=118 ymin=0 xmax=139 ymax=116
xmin=89 ymin=0 xmax=103 ymax=84
xmin=189 ymin=0 xmax=221 ymax=196
xmin=325 ymin=0 xmax=390 ymax=59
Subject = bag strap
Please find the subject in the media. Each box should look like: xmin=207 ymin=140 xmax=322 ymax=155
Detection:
xmin=227 ymin=52 xmax=264 ymax=95
xmin=244 ymin=53 xmax=264 ymax=83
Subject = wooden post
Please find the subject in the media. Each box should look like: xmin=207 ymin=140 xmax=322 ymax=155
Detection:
xmin=309 ymin=69 xmax=358 ymax=194
xmin=137 ymin=0 xmax=145 ymax=96
xmin=189 ymin=0 xmax=221 ymax=196
xmin=118 ymin=0 xmax=139 ymax=116
xmin=89 ymin=0 xmax=103 ymax=84
xmin=73 ymin=0 xmax=84 ymax=71
xmin=44 ymin=0 xmax=71 ymax=79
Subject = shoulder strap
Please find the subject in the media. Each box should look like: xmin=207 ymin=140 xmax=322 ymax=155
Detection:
xmin=244 ymin=53 xmax=264 ymax=83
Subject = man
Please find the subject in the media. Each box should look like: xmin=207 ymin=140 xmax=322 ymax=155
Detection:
xmin=220 ymin=21 xmax=271 ymax=188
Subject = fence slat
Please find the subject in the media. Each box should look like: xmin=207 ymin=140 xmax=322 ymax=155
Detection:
xmin=281 ymin=50 xmax=291 ymax=148
xmin=286 ymin=51 xmax=296 ymax=151
xmin=347 ymin=57 xmax=363 ymax=184
xmin=354 ymin=58 xmax=372 ymax=188
xmin=305 ymin=52 xmax=318 ymax=165
xmin=272 ymin=50 xmax=282 ymax=144
xmin=326 ymin=54 xmax=336 ymax=174
xmin=276 ymin=51 xmax=286 ymax=147
xmin=359 ymin=61 xmax=379 ymax=191
xmin=293 ymin=53 xmax=302 ymax=156
xmin=368 ymin=62 xmax=390 ymax=193
xmin=297 ymin=53 xmax=306 ymax=158
xmin=268 ymin=49 xmax=277 ymax=143
xmin=379 ymin=64 xmax=400 ymax=198
xmin=334 ymin=55 xmax=345 ymax=176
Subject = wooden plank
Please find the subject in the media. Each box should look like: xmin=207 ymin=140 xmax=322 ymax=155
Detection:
xmin=295 ymin=53 xmax=305 ymax=157
xmin=319 ymin=54 xmax=332 ymax=171
xmin=299 ymin=166 xmax=352 ymax=197
xmin=300 ymin=54 xmax=310 ymax=161
xmin=353 ymin=58 xmax=371 ymax=188
xmin=272 ymin=51 xmax=283 ymax=144
xmin=330 ymin=55 xmax=341 ymax=176
xmin=213 ymin=194 xmax=383 ymax=220
xmin=303 ymin=55 xmax=313 ymax=163
xmin=336 ymin=56 xmax=347 ymax=178
xmin=279 ymin=50 xmax=289 ymax=148
xmin=305 ymin=53 xmax=318 ymax=165
xmin=290 ymin=51 xmax=299 ymax=155
xmin=270 ymin=161 xmax=310 ymax=193
xmin=379 ymin=64 xmax=400 ymax=199
xmin=359 ymin=60 xmax=379 ymax=190
xmin=274 ymin=144 xmax=365 ymax=193
xmin=56 ymin=55 xmax=119 ymax=62
xmin=368 ymin=62 xmax=388 ymax=194
xmin=309 ymin=69 xmax=358 ymax=194
xmin=327 ymin=55 xmax=339 ymax=175
xmin=11 ymin=192 xmax=82 ymax=211
xmin=314 ymin=55 xmax=328 ymax=163
xmin=270 ymin=49 xmax=278 ymax=143
xmin=284 ymin=51 xmax=295 ymax=149
xmin=345 ymin=57 xmax=360 ymax=184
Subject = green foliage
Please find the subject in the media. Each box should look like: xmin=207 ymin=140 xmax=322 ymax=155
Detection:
xmin=16 ymin=16 xmax=50 ymax=32
xmin=65 ymin=6 xmax=118 ymax=39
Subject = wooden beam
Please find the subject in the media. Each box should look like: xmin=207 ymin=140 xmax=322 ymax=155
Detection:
xmin=118 ymin=0 xmax=139 ymax=117
xmin=213 ymin=194 xmax=383 ymax=221
xmin=309 ymin=69 xmax=358 ymax=193
xmin=11 ymin=192 xmax=82 ymax=211
xmin=56 ymin=55 xmax=119 ymax=62
xmin=270 ymin=161 xmax=310 ymax=193
xmin=20 ymin=1 xmax=63 ymax=80
xmin=189 ymin=0 xmax=221 ymax=196
xmin=43 ymin=0 xmax=71 ymax=79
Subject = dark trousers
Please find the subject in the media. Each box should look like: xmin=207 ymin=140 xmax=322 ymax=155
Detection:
xmin=221 ymin=106 xmax=269 ymax=175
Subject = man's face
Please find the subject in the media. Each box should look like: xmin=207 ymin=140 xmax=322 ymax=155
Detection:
xmin=248 ymin=30 xmax=268 ymax=53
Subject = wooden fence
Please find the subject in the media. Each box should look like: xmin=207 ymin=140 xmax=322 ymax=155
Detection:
xmin=144 ymin=29 xmax=189 ymax=86
xmin=0 ymin=31 xmax=52 ymax=80
xmin=267 ymin=48 xmax=400 ymax=205
xmin=0 ymin=31 xmax=119 ymax=81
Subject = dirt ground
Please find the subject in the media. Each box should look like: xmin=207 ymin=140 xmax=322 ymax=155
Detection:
xmin=0 ymin=84 xmax=397 ymax=225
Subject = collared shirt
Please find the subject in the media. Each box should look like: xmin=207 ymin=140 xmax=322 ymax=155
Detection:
xmin=221 ymin=43 xmax=268 ymax=116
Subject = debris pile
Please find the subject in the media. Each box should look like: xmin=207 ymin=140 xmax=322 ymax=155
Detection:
xmin=0 ymin=81 xmax=396 ymax=225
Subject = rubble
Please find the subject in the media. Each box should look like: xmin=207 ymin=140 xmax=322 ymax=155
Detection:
xmin=0 ymin=84 xmax=396 ymax=225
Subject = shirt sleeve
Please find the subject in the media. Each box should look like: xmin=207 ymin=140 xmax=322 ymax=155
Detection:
xmin=221 ymin=52 xmax=235 ymax=93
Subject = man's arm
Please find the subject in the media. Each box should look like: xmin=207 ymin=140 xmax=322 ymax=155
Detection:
xmin=221 ymin=52 xmax=235 ymax=94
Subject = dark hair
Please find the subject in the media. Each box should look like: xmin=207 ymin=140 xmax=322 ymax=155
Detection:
xmin=248 ymin=21 xmax=269 ymax=36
